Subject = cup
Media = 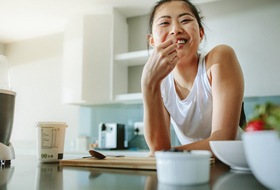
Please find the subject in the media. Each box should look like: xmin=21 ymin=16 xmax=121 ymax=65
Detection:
xmin=36 ymin=122 xmax=67 ymax=162
xmin=0 ymin=89 xmax=16 ymax=146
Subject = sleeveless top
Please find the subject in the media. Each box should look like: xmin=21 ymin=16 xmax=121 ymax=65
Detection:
xmin=161 ymin=53 xmax=243 ymax=145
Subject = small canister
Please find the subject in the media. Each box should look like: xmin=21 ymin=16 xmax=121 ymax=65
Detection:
xmin=36 ymin=122 xmax=67 ymax=162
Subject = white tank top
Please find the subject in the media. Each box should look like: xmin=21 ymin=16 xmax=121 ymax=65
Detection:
xmin=161 ymin=53 xmax=243 ymax=144
xmin=161 ymin=53 xmax=213 ymax=144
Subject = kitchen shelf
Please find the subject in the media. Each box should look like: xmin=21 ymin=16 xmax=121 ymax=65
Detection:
xmin=115 ymin=49 xmax=153 ymax=66
xmin=114 ymin=93 xmax=143 ymax=104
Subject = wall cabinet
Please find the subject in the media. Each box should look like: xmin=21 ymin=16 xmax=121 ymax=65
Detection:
xmin=113 ymin=50 xmax=151 ymax=103
xmin=113 ymin=15 xmax=151 ymax=103
xmin=62 ymin=10 xmax=128 ymax=105
xmin=62 ymin=9 xmax=149 ymax=105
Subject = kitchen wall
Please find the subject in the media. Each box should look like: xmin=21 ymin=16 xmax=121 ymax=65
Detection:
xmin=5 ymin=33 xmax=81 ymax=153
xmin=3 ymin=0 xmax=280 ymax=153
xmin=200 ymin=0 xmax=280 ymax=97
xmin=244 ymin=96 xmax=280 ymax=120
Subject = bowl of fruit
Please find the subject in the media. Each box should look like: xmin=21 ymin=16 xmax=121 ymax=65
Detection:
xmin=242 ymin=102 xmax=280 ymax=190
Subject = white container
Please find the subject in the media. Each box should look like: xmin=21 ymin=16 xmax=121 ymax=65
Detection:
xmin=209 ymin=141 xmax=250 ymax=171
xmin=155 ymin=150 xmax=212 ymax=185
xmin=36 ymin=122 xmax=67 ymax=162
xmin=242 ymin=131 xmax=280 ymax=190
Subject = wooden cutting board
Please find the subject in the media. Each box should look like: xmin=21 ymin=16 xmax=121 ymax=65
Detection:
xmin=60 ymin=156 xmax=157 ymax=170
xmin=60 ymin=156 xmax=215 ymax=170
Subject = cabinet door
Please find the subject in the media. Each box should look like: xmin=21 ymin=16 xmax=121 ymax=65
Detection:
xmin=62 ymin=16 xmax=84 ymax=104
xmin=112 ymin=10 xmax=128 ymax=101
xmin=82 ymin=14 xmax=112 ymax=104
xmin=62 ymin=14 xmax=112 ymax=105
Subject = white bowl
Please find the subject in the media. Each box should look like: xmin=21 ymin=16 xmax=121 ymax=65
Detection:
xmin=209 ymin=141 xmax=250 ymax=171
xmin=155 ymin=150 xmax=211 ymax=185
xmin=242 ymin=131 xmax=280 ymax=190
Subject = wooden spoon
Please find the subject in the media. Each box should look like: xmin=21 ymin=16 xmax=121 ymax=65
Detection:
xmin=88 ymin=150 xmax=125 ymax=159
xmin=89 ymin=150 xmax=106 ymax=159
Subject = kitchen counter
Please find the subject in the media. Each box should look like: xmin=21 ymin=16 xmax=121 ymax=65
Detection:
xmin=1 ymin=154 xmax=268 ymax=190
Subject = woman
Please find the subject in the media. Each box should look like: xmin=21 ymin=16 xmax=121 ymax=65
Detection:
xmin=141 ymin=0 xmax=245 ymax=156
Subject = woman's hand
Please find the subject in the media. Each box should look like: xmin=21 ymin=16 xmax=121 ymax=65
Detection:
xmin=141 ymin=39 xmax=175 ymax=154
xmin=141 ymin=39 xmax=179 ymax=89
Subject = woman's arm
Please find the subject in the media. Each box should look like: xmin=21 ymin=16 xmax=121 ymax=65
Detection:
xmin=142 ymin=86 xmax=171 ymax=156
xmin=141 ymin=39 xmax=178 ymax=155
xmin=175 ymin=45 xmax=244 ymax=152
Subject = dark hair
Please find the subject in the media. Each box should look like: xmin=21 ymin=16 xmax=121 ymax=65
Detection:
xmin=147 ymin=0 xmax=204 ymax=34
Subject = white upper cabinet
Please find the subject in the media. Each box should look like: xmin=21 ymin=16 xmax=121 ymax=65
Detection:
xmin=62 ymin=10 xmax=128 ymax=105
xmin=113 ymin=15 xmax=150 ymax=103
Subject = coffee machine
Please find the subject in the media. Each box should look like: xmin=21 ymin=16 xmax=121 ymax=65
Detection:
xmin=98 ymin=123 xmax=125 ymax=150
xmin=0 ymin=55 xmax=16 ymax=166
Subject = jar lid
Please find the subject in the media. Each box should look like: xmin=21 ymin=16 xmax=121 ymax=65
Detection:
xmin=36 ymin=122 xmax=68 ymax=128
xmin=0 ymin=89 xmax=16 ymax=96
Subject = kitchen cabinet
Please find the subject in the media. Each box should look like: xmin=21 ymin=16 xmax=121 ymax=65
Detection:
xmin=113 ymin=50 xmax=151 ymax=103
xmin=113 ymin=15 xmax=151 ymax=103
xmin=62 ymin=10 xmax=128 ymax=105
xmin=62 ymin=9 xmax=148 ymax=105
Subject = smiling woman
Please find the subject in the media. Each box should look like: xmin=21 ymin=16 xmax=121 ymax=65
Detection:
xmin=141 ymin=0 xmax=245 ymax=156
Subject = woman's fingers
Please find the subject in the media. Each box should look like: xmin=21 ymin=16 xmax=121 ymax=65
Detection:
xmin=158 ymin=39 xmax=177 ymax=56
xmin=142 ymin=39 xmax=179 ymax=84
xmin=155 ymin=39 xmax=178 ymax=64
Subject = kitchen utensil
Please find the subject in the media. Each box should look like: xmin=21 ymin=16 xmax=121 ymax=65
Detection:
xmin=0 ymin=55 xmax=16 ymax=165
xmin=89 ymin=150 xmax=106 ymax=159
xmin=0 ymin=90 xmax=16 ymax=146
xmin=88 ymin=150 xmax=124 ymax=159
xmin=209 ymin=140 xmax=250 ymax=171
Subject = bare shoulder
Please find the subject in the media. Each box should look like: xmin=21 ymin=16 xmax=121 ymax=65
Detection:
xmin=207 ymin=44 xmax=236 ymax=57
xmin=205 ymin=44 xmax=238 ymax=68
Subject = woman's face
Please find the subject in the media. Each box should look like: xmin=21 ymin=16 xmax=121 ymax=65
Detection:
xmin=149 ymin=1 xmax=204 ymax=56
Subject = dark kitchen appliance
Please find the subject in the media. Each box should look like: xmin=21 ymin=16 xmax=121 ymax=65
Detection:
xmin=98 ymin=123 xmax=125 ymax=150
xmin=0 ymin=55 xmax=16 ymax=166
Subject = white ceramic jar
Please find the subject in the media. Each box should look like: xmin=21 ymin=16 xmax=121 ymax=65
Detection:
xmin=155 ymin=150 xmax=212 ymax=185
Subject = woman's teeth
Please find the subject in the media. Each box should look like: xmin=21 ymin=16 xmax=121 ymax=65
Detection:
xmin=177 ymin=39 xmax=187 ymax=44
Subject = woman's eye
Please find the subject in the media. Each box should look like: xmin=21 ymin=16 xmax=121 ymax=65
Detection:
xmin=159 ymin=21 xmax=169 ymax=26
xmin=181 ymin=19 xmax=191 ymax=23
